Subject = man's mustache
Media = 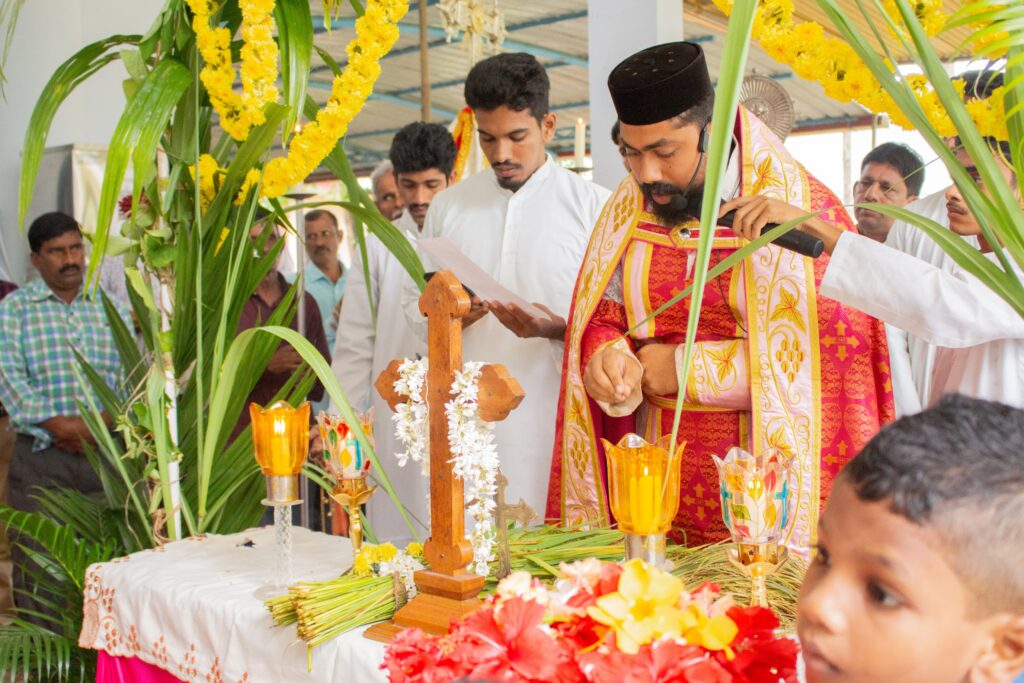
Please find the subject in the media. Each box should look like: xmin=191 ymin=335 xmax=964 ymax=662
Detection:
xmin=60 ymin=265 xmax=81 ymax=275
xmin=641 ymin=182 xmax=684 ymax=197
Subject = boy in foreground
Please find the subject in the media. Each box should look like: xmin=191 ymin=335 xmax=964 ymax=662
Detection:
xmin=798 ymin=394 xmax=1024 ymax=682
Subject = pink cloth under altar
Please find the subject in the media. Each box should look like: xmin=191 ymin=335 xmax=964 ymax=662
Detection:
xmin=97 ymin=652 xmax=183 ymax=683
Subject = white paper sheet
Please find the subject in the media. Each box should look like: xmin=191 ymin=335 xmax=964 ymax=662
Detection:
xmin=417 ymin=237 xmax=547 ymax=318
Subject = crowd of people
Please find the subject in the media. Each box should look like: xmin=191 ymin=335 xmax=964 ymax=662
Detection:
xmin=1 ymin=41 xmax=1022 ymax=681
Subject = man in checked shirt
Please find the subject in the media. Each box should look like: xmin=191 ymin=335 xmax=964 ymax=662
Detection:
xmin=0 ymin=212 xmax=131 ymax=515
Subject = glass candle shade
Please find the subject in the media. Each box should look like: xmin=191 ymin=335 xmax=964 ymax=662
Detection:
xmin=713 ymin=447 xmax=795 ymax=546
xmin=603 ymin=433 xmax=684 ymax=536
xmin=251 ymin=400 xmax=310 ymax=504
xmin=316 ymin=412 xmax=372 ymax=480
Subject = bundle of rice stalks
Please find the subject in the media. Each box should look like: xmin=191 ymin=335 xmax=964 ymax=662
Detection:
xmin=483 ymin=525 xmax=625 ymax=591
xmin=668 ymin=541 xmax=805 ymax=629
xmin=266 ymin=574 xmax=404 ymax=652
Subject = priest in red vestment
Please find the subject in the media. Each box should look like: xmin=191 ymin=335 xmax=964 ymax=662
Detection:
xmin=547 ymin=42 xmax=894 ymax=552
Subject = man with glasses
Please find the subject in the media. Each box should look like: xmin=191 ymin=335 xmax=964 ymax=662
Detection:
xmin=853 ymin=142 xmax=925 ymax=243
xmin=851 ymin=143 xmax=926 ymax=415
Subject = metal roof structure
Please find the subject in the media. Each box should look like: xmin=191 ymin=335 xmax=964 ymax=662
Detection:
xmin=307 ymin=0 xmax=976 ymax=172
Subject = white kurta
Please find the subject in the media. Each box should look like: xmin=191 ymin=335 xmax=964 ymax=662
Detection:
xmin=331 ymin=211 xmax=429 ymax=543
xmin=822 ymin=230 xmax=1024 ymax=408
xmin=883 ymin=190 xmax=980 ymax=414
xmin=407 ymin=157 xmax=611 ymax=517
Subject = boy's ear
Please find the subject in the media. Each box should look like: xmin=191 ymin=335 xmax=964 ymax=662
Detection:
xmin=972 ymin=613 xmax=1024 ymax=683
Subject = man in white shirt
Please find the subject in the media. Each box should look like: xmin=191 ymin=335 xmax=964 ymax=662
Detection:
xmin=331 ymin=123 xmax=457 ymax=542
xmin=853 ymin=142 xmax=924 ymax=243
xmin=852 ymin=142 xmax=926 ymax=416
xmin=727 ymin=139 xmax=1024 ymax=408
xmin=408 ymin=53 xmax=611 ymax=518
xmin=370 ymin=160 xmax=404 ymax=222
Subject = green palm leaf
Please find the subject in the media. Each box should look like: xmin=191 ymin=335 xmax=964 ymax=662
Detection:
xmin=90 ymin=57 xmax=191 ymax=287
xmin=17 ymin=34 xmax=140 ymax=229
xmin=0 ymin=619 xmax=82 ymax=683
xmin=275 ymin=0 xmax=313 ymax=142
xmin=666 ymin=0 xmax=759 ymax=453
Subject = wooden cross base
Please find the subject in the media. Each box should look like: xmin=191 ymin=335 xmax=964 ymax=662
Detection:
xmin=367 ymin=270 xmax=524 ymax=644
xmin=364 ymin=570 xmax=486 ymax=642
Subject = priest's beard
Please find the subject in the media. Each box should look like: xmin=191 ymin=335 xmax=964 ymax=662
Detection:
xmin=641 ymin=181 xmax=706 ymax=227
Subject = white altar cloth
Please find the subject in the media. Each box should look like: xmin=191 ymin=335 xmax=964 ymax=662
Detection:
xmin=79 ymin=527 xmax=390 ymax=683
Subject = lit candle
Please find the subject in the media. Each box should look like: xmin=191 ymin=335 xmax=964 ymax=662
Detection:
xmin=574 ymin=117 xmax=586 ymax=168
xmin=271 ymin=415 xmax=289 ymax=474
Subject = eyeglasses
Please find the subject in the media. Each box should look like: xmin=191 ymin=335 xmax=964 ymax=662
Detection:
xmin=853 ymin=178 xmax=905 ymax=200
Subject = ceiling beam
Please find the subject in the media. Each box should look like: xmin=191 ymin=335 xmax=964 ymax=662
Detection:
xmin=310 ymin=10 xmax=589 ymax=75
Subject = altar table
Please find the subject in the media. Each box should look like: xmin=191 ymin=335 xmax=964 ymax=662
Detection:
xmin=79 ymin=527 xmax=390 ymax=683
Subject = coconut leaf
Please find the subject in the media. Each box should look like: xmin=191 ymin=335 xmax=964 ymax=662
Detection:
xmin=275 ymin=0 xmax=313 ymax=141
xmin=90 ymin=57 xmax=191 ymax=288
xmin=18 ymin=34 xmax=140 ymax=229
xmin=667 ymin=0 xmax=758 ymax=454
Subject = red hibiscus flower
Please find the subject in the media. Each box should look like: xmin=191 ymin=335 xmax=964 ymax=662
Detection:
xmin=448 ymin=597 xmax=576 ymax=682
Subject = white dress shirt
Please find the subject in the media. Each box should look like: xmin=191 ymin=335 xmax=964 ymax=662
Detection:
xmin=332 ymin=210 xmax=428 ymax=542
xmin=407 ymin=157 xmax=611 ymax=516
xmin=822 ymin=230 xmax=1024 ymax=408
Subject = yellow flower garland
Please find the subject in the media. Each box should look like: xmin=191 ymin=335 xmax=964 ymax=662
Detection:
xmin=261 ymin=0 xmax=409 ymax=197
xmin=712 ymin=0 xmax=1009 ymax=141
xmin=188 ymin=0 xmax=280 ymax=141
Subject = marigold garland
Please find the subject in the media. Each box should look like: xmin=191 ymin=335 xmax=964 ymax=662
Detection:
xmin=261 ymin=0 xmax=410 ymax=197
xmin=713 ymin=0 xmax=1009 ymax=141
xmin=187 ymin=0 xmax=280 ymax=141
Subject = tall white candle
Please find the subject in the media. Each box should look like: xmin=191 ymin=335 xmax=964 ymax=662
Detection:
xmin=574 ymin=117 xmax=586 ymax=168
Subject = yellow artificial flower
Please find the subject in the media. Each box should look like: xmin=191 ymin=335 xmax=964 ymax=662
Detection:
xmin=587 ymin=559 xmax=688 ymax=654
xmin=711 ymin=0 xmax=1008 ymax=142
xmin=261 ymin=0 xmax=409 ymax=197
xmin=188 ymin=0 xmax=279 ymax=141
xmin=680 ymin=603 xmax=739 ymax=657
xmin=405 ymin=542 xmax=424 ymax=558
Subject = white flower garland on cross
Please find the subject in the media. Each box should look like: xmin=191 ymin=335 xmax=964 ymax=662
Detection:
xmin=392 ymin=358 xmax=498 ymax=576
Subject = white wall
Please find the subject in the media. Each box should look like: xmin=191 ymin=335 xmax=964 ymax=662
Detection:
xmin=587 ymin=0 xmax=683 ymax=192
xmin=0 ymin=0 xmax=162 ymax=282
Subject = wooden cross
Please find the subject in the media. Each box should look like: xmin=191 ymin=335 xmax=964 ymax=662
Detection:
xmin=365 ymin=270 xmax=524 ymax=641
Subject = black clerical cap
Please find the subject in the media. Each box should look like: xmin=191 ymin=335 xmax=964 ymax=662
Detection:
xmin=608 ymin=42 xmax=713 ymax=125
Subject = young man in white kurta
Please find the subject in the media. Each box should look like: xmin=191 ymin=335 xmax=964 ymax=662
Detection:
xmin=331 ymin=122 xmax=459 ymax=543
xmin=883 ymin=190 xmax=980 ymax=413
xmin=332 ymin=210 xmax=426 ymax=542
xmin=406 ymin=53 xmax=610 ymax=517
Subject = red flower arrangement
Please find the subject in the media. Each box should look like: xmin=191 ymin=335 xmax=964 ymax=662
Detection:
xmin=382 ymin=558 xmax=798 ymax=683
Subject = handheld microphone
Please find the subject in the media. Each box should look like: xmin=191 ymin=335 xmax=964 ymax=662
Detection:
xmin=666 ymin=191 xmax=824 ymax=259
xmin=717 ymin=210 xmax=825 ymax=258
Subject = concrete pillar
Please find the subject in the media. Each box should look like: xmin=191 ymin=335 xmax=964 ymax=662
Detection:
xmin=587 ymin=0 xmax=684 ymax=191
xmin=0 ymin=0 xmax=162 ymax=282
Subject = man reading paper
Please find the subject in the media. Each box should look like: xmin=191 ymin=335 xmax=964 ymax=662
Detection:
xmin=406 ymin=53 xmax=610 ymax=517
xmin=548 ymin=43 xmax=894 ymax=552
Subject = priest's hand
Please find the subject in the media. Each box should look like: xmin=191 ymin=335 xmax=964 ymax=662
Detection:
xmin=636 ymin=343 xmax=679 ymax=395
xmin=462 ymin=297 xmax=489 ymax=329
xmin=584 ymin=346 xmax=642 ymax=404
xmin=720 ymin=195 xmax=842 ymax=254
xmin=489 ymin=301 xmax=566 ymax=340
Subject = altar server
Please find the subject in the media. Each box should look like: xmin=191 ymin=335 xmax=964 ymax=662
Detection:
xmin=406 ymin=53 xmax=610 ymax=518
xmin=332 ymin=123 xmax=456 ymax=542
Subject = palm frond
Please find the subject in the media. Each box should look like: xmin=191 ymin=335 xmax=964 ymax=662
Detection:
xmin=0 ymin=507 xmax=119 ymax=592
xmin=18 ymin=34 xmax=140 ymax=229
xmin=275 ymin=0 xmax=313 ymax=142
xmin=0 ymin=619 xmax=85 ymax=683
xmin=0 ymin=0 xmax=25 ymax=97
